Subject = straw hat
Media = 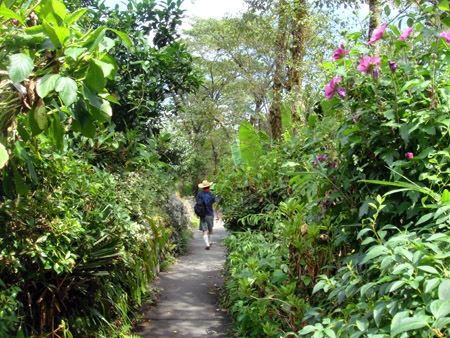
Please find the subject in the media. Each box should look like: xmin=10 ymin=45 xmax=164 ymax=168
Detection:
xmin=198 ymin=180 xmax=213 ymax=188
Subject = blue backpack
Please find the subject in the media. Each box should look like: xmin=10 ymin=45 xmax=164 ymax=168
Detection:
xmin=194 ymin=192 xmax=211 ymax=217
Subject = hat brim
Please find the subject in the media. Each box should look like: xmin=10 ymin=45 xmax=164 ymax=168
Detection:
xmin=198 ymin=182 xmax=213 ymax=188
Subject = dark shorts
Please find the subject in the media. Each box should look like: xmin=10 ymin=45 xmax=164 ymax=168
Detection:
xmin=199 ymin=215 xmax=214 ymax=232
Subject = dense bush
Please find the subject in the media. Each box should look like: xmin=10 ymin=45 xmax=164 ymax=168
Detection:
xmin=219 ymin=1 xmax=450 ymax=337
xmin=0 ymin=138 xmax=180 ymax=336
xmin=222 ymin=230 xmax=302 ymax=337
xmin=0 ymin=0 xmax=196 ymax=336
xmin=303 ymin=196 xmax=450 ymax=338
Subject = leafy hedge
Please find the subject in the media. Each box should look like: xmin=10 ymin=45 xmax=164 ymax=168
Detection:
xmin=218 ymin=1 xmax=450 ymax=337
xmin=0 ymin=138 xmax=182 ymax=336
xmin=0 ymin=0 xmax=196 ymax=335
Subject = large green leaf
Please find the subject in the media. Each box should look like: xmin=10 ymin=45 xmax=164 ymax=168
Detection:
xmin=100 ymin=54 xmax=118 ymax=79
xmin=391 ymin=313 xmax=429 ymax=336
xmin=84 ymin=27 xmax=106 ymax=53
xmin=439 ymin=280 xmax=450 ymax=300
xmin=108 ymin=28 xmax=133 ymax=48
xmin=50 ymin=110 xmax=64 ymax=151
xmin=55 ymin=77 xmax=77 ymax=106
xmin=82 ymin=85 xmax=102 ymax=109
xmin=100 ymin=100 xmax=112 ymax=122
xmin=90 ymin=100 xmax=112 ymax=123
xmin=360 ymin=245 xmax=390 ymax=264
xmin=33 ymin=102 xmax=48 ymax=130
xmin=13 ymin=166 xmax=28 ymax=195
xmin=99 ymin=91 xmax=120 ymax=104
xmin=42 ymin=20 xmax=60 ymax=48
xmin=8 ymin=53 xmax=34 ymax=83
xmin=231 ymin=138 xmax=243 ymax=167
xmin=239 ymin=122 xmax=263 ymax=165
xmin=94 ymin=59 xmax=116 ymax=79
xmin=64 ymin=47 xmax=87 ymax=61
xmin=51 ymin=0 xmax=67 ymax=21
xmin=439 ymin=0 xmax=450 ymax=11
xmin=430 ymin=299 xmax=450 ymax=319
xmin=13 ymin=141 xmax=37 ymax=183
xmin=35 ymin=0 xmax=65 ymax=25
xmin=85 ymin=60 xmax=105 ymax=92
xmin=66 ymin=8 xmax=87 ymax=25
xmin=37 ymin=74 xmax=61 ymax=98
xmin=0 ymin=142 xmax=8 ymax=169
xmin=0 ymin=5 xmax=25 ymax=26
xmin=53 ymin=26 xmax=70 ymax=45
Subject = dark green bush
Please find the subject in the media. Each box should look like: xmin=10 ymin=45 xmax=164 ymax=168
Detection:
xmin=0 ymin=143 xmax=178 ymax=337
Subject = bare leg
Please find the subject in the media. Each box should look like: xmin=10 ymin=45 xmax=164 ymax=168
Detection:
xmin=208 ymin=231 xmax=213 ymax=246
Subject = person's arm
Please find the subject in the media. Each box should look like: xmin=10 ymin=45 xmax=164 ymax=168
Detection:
xmin=212 ymin=195 xmax=219 ymax=220
xmin=214 ymin=202 xmax=220 ymax=220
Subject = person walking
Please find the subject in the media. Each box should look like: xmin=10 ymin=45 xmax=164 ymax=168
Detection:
xmin=196 ymin=180 xmax=217 ymax=250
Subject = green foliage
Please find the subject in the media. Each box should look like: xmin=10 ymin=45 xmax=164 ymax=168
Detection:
xmin=0 ymin=279 xmax=21 ymax=337
xmin=0 ymin=143 xmax=178 ymax=336
xmin=219 ymin=1 xmax=450 ymax=337
xmin=222 ymin=230 xmax=307 ymax=337
xmin=67 ymin=0 xmax=201 ymax=133
xmin=305 ymin=197 xmax=450 ymax=338
xmin=0 ymin=0 xmax=126 ymax=194
xmin=0 ymin=0 xmax=198 ymax=336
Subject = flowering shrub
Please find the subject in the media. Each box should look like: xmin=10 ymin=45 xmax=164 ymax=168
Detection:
xmin=317 ymin=2 xmax=450 ymax=233
xmin=297 ymin=2 xmax=450 ymax=337
xmin=219 ymin=2 xmax=450 ymax=337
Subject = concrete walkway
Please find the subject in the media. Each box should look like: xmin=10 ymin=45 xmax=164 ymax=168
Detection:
xmin=134 ymin=220 xmax=231 ymax=337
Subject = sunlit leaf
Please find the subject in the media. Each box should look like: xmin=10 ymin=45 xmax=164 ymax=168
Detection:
xmin=439 ymin=0 xmax=450 ymax=11
xmin=34 ymin=101 xmax=48 ymax=130
xmin=391 ymin=313 xmax=428 ymax=336
xmin=108 ymin=28 xmax=133 ymax=48
xmin=56 ymin=77 xmax=77 ymax=106
xmin=64 ymin=47 xmax=87 ymax=61
xmin=8 ymin=53 xmax=34 ymax=83
xmin=0 ymin=6 xmax=25 ymax=26
xmin=0 ymin=142 xmax=8 ymax=169
xmin=37 ymin=74 xmax=61 ymax=98
xmin=439 ymin=280 xmax=450 ymax=300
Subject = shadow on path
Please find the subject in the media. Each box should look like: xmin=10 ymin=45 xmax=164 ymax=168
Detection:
xmin=134 ymin=220 xmax=231 ymax=337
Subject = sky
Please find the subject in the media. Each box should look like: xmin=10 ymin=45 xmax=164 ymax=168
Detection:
xmin=181 ymin=0 xmax=246 ymax=19
xmin=102 ymin=0 xmax=246 ymax=19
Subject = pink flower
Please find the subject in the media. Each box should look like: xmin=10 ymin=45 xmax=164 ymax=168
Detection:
xmin=332 ymin=43 xmax=350 ymax=60
xmin=439 ymin=31 xmax=450 ymax=44
xmin=324 ymin=77 xmax=342 ymax=100
xmin=405 ymin=152 xmax=414 ymax=159
xmin=317 ymin=154 xmax=328 ymax=162
xmin=357 ymin=56 xmax=381 ymax=74
xmin=398 ymin=26 xmax=413 ymax=41
xmin=368 ymin=23 xmax=388 ymax=44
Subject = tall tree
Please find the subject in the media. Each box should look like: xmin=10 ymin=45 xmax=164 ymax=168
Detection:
xmin=246 ymin=0 xmax=333 ymax=139
xmin=65 ymin=0 xmax=201 ymax=134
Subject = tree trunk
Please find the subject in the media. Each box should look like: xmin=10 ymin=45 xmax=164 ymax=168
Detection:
xmin=269 ymin=1 xmax=288 ymax=140
xmin=269 ymin=47 xmax=284 ymax=140
xmin=368 ymin=0 xmax=382 ymax=54
xmin=287 ymin=0 xmax=307 ymax=125
xmin=211 ymin=138 xmax=219 ymax=175
xmin=287 ymin=0 xmax=307 ymax=92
